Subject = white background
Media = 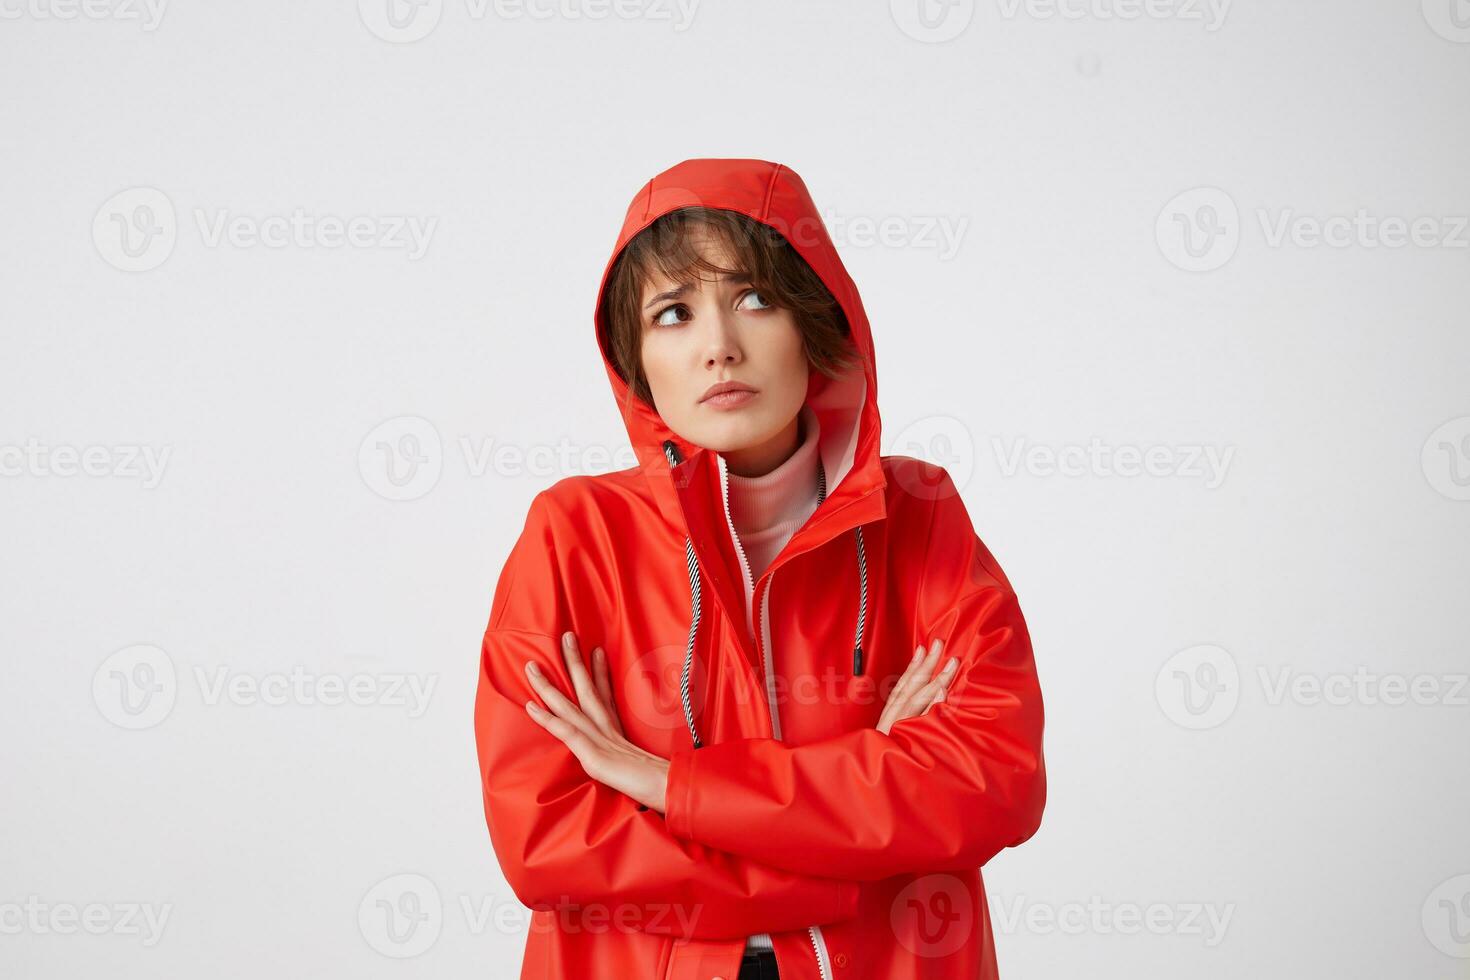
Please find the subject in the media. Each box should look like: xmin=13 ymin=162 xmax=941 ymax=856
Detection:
xmin=2 ymin=1 xmax=1468 ymax=977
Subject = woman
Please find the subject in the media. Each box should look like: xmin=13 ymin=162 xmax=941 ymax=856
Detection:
xmin=474 ymin=158 xmax=1046 ymax=980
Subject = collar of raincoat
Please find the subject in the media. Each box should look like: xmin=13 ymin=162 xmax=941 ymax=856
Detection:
xmin=592 ymin=159 xmax=888 ymax=599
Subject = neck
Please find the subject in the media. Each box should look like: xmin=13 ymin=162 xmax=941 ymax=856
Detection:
xmin=722 ymin=406 xmax=824 ymax=580
xmin=721 ymin=413 xmax=802 ymax=477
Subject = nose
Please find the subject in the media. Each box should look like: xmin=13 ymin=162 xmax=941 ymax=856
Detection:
xmin=701 ymin=307 xmax=743 ymax=369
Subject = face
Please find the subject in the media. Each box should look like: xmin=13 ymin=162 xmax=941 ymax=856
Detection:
xmin=638 ymin=230 xmax=810 ymax=477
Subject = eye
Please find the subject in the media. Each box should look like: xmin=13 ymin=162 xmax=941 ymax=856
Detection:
xmin=736 ymin=289 xmax=773 ymax=312
xmin=651 ymin=304 xmax=692 ymax=328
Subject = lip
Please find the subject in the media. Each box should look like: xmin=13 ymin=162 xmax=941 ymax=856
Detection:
xmin=699 ymin=380 xmax=758 ymax=408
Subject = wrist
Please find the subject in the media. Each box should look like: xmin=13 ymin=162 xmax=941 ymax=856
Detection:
xmin=650 ymin=757 xmax=670 ymax=813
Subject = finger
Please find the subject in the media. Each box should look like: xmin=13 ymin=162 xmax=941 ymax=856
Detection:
xmin=910 ymin=657 xmax=960 ymax=714
xmin=525 ymin=701 xmax=600 ymax=769
xmin=889 ymin=646 xmax=927 ymax=701
xmin=590 ymin=646 xmax=626 ymax=731
xmin=525 ymin=660 xmax=603 ymax=742
xmin=899 ymin=639 xmax=945 ymax=704
xmin=924 ymin=637 xmax=946 ymax=675
xmin=894 ymin=654 xmax=958 ymax=720
xmin=525 ymin=699 xmax=580 ymax=744
xmin=560 ymin=632 xmax=619 ymax=737
xmin=886 ymin=645 xmax=931 ymax=710
xmin=876 ymin=646 xmax=923 ymax=731
xmin=932 ymin=654 xmax=961 ymax=705
xmin=881 ymin=641 xmax=943 ymax=729
xmin=590 ymin=647 xmax=624 ymax=736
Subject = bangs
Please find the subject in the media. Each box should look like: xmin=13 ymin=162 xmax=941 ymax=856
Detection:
xmin=621 ymin=207 xmax=778 ymax=296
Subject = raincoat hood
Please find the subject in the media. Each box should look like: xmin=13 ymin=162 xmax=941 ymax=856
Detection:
xmin=591 ymin=158 xmax=887 ymax=542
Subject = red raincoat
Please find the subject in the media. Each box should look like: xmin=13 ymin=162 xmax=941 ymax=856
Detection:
xmin=475 ymin=158 xmax=1046 ymax=980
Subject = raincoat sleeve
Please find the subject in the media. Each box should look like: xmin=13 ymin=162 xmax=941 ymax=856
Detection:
xmin=475 ymin=488 xmax=860 ymax=940
xmin=661 ymin=467 xmax=1046 ymax=882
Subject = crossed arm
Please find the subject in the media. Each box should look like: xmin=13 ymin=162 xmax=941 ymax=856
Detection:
xmin=475 ymin=624 xmax=952 ymax=941
xmin=521 ymin=630 xmax=958 ymax=813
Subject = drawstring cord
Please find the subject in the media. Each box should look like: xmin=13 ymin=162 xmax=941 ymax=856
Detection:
xmin=663 ymin=438 xmax=868 ymax=751
xmin=816 ymin=449 xmax=868 ymax=678
xmin=676 ymin=533 xmax=705 ymax=750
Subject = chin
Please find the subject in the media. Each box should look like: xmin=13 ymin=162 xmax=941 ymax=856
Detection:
xmin=688 ymin=415 xmax=769 ymax=453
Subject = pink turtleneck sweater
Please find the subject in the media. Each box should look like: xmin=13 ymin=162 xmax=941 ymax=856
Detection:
xmin=726 ymin=402 xmax=822 ymax=605
xmin=722 ymin=402 xmax=821 ymax=954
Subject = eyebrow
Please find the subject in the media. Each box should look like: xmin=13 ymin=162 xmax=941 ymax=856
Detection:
xmin=643 ymin=273 xmax=752 ymax=311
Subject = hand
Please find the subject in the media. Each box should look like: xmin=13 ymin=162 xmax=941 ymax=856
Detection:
xmin=876 ymin=638 xmax=958 ymax=735
xmin=523 ymin=631 xmax=672 ymax=813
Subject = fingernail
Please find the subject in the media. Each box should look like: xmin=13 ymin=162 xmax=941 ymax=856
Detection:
xmin=525 ymin=661 xmax=540 ymax=677
xmin=945 ymin=657 xmax=958 ymax=672
xmin=562 ymin=632 xmax=573 ymax=647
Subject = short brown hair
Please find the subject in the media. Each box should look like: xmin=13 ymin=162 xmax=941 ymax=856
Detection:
xmin=602 ymin=207 xmax=858 ymax=407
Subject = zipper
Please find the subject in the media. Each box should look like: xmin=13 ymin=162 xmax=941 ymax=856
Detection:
xmin=764 ymin=567 xmax=833 ymax=980
xmin=717 ymin=452 xmax=758 ymax=640
xmin=717 ymin=453 xmax=835 ymax=980
xmin=809 ymin=923 xmax=834 ymax=980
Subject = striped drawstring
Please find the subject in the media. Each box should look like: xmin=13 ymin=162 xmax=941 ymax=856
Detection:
xmin=663 ymin=439 xmax=868 ymax=751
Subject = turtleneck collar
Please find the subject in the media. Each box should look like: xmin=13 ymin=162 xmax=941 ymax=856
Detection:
xmin=724 ymin=402 xmax=822 ymax=543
